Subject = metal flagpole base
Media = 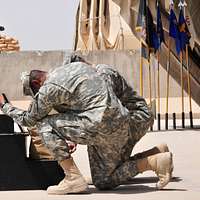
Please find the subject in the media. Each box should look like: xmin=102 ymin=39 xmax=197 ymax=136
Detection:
xmin=189 ymin=111 xmax=193 ymax=128
xmin=165 ymin=113 xmax=168 ymax=130
xmin=157 ymin=113 xmax=161 ymax=131
xmin=182 ymin=112 xmax=185 ymax=128
xmin=173 ymin=113 xmax=176 ymax=130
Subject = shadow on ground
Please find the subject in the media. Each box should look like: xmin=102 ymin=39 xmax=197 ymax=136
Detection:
xmin=89 ymin=184 xmax=156 ymax=194
xmin=87 ymin=177 xmax=186 ymax=194
xmin=125 ymin=176 xmax=182 ymax=184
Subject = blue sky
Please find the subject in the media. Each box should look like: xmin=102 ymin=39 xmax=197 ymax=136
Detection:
xmin=0 ymin=0 xmax=80 ymax=50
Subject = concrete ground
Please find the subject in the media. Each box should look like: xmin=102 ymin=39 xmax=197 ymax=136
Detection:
xmin=0 ymin=125 xmax=200 ymax=200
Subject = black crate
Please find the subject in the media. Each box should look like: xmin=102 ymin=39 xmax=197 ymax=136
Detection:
xmin=0 ymin=134 xmax=64 ymax=190
xmin=0 ymin=115 xmax=14 ymax=133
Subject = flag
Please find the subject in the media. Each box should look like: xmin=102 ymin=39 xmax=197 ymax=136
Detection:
xmin=178 ymin=8 xmax=191 ymax=51
xmin=169 ymin=6 xmax=181 ymax=54
xmin=136 ymin=0 xmax=158 ymax=56
xmin=136 ymin=0 xmax=149 ymax=58
xmin=136 ymin=0 xmax=147 ymax=42
xmin=141 ymin=42 xmax=148 ymax=59
xmin=156 ymin=0 xmax=164 ymax=50
xmin=146 ymin=6 xmax=159 ymax=51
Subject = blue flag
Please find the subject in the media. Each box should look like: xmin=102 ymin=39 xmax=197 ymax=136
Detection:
xmin=178 ymin=8 xmax=191 ymax=51
xmin=169 ymin=8 xmax=181 ymax=54
xmin=156 ymin=0 xmax=164 ymax=50
xmin=146 ymin=6 xmax=159 ymax=52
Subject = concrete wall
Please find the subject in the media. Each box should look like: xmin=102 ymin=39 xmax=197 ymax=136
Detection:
xmin=0 ymin=51 xmax=66 ymax=100
xmin=80 ymin=50 xmax=184 ymax=98
xmin=0 ymin=50 xmax=183 ymax=100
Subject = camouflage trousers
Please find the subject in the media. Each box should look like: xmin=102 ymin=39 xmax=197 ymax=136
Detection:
xmin=36 ymin=113 xmax=148 ymax=190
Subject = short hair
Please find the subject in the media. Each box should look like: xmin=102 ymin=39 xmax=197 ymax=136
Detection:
xmin=63 ymin=53 xmax=87 ymax=65
xmin=70 ymin=55 xmax=86 ymax=63
xmin=29 ymin=70 xmax=47 ymax=94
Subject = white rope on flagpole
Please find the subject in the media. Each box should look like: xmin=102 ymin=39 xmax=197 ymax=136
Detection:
xmin=170 ymin=0 xmax=174 ymax=5
xmin=178 ymin=0 xmax=187 ymax=9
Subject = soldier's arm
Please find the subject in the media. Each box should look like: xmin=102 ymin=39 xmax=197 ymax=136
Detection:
xmin=121 ymin=86 xmax=154 ymax=131
xmin=1 ymin=85 xmax=60 ymax=127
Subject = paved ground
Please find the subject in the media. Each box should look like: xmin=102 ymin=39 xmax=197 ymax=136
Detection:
xmin=0 ymin=126 xmax=200 ymax=200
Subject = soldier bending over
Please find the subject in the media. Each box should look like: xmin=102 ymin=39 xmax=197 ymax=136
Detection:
xmin=0 ymin=55 xmax=173 ymax=194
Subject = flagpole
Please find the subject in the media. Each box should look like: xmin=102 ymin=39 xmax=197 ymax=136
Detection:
xmin=149 ymin=55 xmax=152 ymax=109
xmin=166 ymin=37 xmax=177 ymax=130
xmin=156 ymin=0 xmax=165 ymax=131
xmin=135 ymin=0 xmax=146 ymax=97
xmin=148 ymin=48 xmax=153 ymax=131
xmin=157 ymin=50 xmax=161 ymax=130
xmin=178 ymin=0 xmax=188 ymax=129
xmin=186 ymin=45 xmax=193 ymax=128
xmin=183 ymin=3 xmax=193 ymax=128
xmin=180 ymin=51 xmax=185 ymax=128
xmin=166 ymin=37 xmax=171 ymax=130
xmin=165 ymin=1 xmax=172 ymax=130
xmin=167 ymin=36 xmax=176 ymax=130
xmin=140 ymin=41 xmax=144 ymax=97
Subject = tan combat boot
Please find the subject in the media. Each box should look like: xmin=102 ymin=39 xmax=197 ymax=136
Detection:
xmin=133 ymin=143 xmax=169 ymax=160
xmin=84 ymin=176 xmax=93 ymax=185
xmin=136 ymin=152 xmax=173 ymax=189
xmin=47 ymin=158 xmax=88 ymax=195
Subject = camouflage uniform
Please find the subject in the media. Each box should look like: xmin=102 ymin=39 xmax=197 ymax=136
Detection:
xmin=2 ymin=62 xmax=153 ymax=190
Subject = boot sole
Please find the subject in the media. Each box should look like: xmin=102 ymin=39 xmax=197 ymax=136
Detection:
xmin=156 ymin=152 xmax=173 ymax=190
xmin=47 ymin=183 xmax=88 ymax=195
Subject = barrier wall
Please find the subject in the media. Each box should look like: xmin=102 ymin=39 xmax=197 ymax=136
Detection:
xmin=0 ymin=50 xmax=181 ymax=100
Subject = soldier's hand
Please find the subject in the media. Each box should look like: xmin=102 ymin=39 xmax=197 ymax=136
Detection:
xmin=0 ymin=94 xmax=6 ymax=108
xmin=66 ymin=140 xmax=77 ymax=154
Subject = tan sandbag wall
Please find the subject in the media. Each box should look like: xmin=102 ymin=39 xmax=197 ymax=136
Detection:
xmin=0 ymin=35 xmax=20 ymax=52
